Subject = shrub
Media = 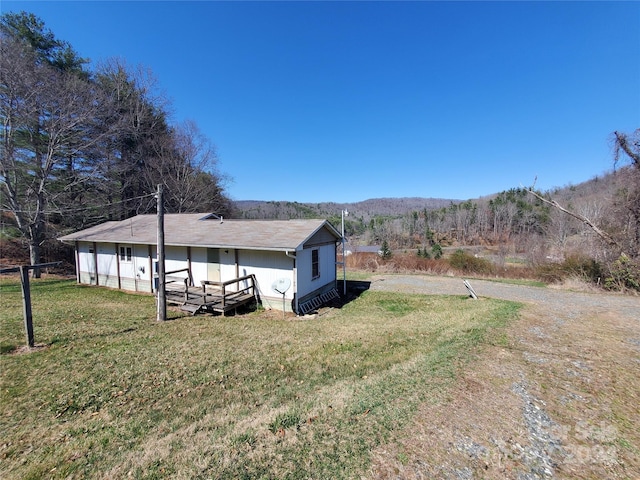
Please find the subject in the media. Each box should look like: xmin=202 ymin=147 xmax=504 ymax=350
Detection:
xmin=448 ymin=249 xmax=494 ymax=275
xmin=535 ymin=255 xmax=603 ymax=284
xmin=563 ymin=255 xmax=603 ymax=282
xmin=604 ymin=254 xmax=640 ymax=292
xmin=380 ymin=241 xmax=392 ymax=260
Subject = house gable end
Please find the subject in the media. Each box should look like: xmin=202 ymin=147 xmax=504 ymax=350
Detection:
xmin=303 ymin=224 xmax=341 ymax=249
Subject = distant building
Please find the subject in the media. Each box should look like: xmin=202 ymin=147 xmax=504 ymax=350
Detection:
xmin=343 ymin=244 xmax=382 ymax=256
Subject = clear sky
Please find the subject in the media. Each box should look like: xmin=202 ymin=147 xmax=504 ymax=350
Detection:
xmin=3 ymin=1 xmax=639 ymax=203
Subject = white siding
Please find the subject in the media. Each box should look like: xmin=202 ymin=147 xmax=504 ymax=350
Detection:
xmin=77 ymin=242 xmax=96 ymax=285
xmin=76 ymin=242 xmax=118 ymax=287
xmin=165 ymin=246 xmax=189 ymax=275
xmin=190 ymin=247 xmax=208 ymax=285
xmin=237 ymin=250 xmax=294 ymax=301
xmin=76 ymin=242 xmax=152 ymax=292
xmin=296 ymin=243 xmax=336 ymax=298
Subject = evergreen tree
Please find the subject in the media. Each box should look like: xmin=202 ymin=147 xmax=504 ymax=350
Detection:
xmin=380 ymin=240 xmax=392 ymax=259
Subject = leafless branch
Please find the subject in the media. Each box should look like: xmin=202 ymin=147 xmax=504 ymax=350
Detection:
xmin=525 ymin=187 xmax=624 ymax=254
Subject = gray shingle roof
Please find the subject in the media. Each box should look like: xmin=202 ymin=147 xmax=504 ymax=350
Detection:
xmin=58 ymin=214 xmax=341 ymax=251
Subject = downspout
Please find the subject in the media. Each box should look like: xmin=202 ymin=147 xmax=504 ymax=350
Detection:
xmin=115 ymin=243 xmax=122 ymax=290
xmin=285 ymin=250 xmax=298 ymax=314
xmin=187 ymin=246 xmax=193 ymax=286
xmin=235 ymin=249 xmax=240 ymax=288
xmin=93 ymin=242 xmax=99 ymax=286
xmin=147 ymin=245 xmax=154 ymax=292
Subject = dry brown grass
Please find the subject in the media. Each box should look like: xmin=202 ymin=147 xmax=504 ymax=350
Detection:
xmin=346 ymin=251 xmax=541 ymax=282
xmin=0 ymin=277 xmax=519 ymax=479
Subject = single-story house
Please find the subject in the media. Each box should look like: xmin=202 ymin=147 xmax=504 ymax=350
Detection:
xmin=58 ymin=213 xmax=342 ymax=314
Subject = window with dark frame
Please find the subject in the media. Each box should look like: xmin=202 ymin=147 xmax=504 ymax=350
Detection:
xmin=119 ymin=246 xmax=132 ymax=262
xmin=311 ymin=249 xmax=320 ymax=279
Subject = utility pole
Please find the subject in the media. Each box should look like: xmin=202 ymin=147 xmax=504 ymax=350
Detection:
xmin=341 ymin=209 xmax=348 ymax=296
xmin=157 ymin=184 xmax=167 ymax=321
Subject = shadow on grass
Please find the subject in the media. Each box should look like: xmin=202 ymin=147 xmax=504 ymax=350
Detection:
xmin=334 ymin=280 xmax=372 ymax=308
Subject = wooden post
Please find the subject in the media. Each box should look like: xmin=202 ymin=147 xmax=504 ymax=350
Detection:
xmin=1 ymin=262 xmax=60 ymax=348
xmin=234 ymin=249 xmax=240 ymax=289
xmin=19 ymin=266 xmax=35 ymax=347
xmin=157 ymin=184 xmax=167 ymax=321
xmin=187 ymin=246 xmax=193 ymax=286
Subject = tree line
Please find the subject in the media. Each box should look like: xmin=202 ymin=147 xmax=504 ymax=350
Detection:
xmin=1 ymin=12 xmax=231 ymax=272
xmin=236 ymin=152 xmax=639 ymax=279
xmin=366 ymin=162 xmax=637 ymax=260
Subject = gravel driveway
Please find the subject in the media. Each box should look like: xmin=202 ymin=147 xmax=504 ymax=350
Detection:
xmin=366 ymin=274 xmax=640 ymax=480
xmin=368 ymin=274 xmax=639 ymax=318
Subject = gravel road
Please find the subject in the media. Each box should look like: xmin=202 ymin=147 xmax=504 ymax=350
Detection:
xmin=368 ymin=274 xmax=639 ymax=320
xmin=367 ymin=274 xmax=640 ymax=480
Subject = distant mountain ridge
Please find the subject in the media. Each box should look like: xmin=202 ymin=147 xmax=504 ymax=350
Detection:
xmin=232 ymin=169 xmax=624 ymax=221
xmin=233 ymin=197 xmax=460 ymax=220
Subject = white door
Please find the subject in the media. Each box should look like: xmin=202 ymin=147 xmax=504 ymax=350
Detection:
xmin=207 ymin=249 xmax=220 ymax=282
xmin=88 ymin=247 xmax=96 ymax=284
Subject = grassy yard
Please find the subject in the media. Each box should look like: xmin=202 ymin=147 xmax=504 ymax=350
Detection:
xmin=1 ymin=277 xmax=519 ymax=479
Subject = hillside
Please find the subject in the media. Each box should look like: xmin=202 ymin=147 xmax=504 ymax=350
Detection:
xmin=232 ymin=170 xmax=624 ymax=221
xmin=233 ymin=197 xmax=460 ymax=220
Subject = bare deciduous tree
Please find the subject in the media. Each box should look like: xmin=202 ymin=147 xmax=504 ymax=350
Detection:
xmin=146 ymin=120 xmax=230 ymax=214
xmin=612 ymin=130 xmax=640 ymax=257
xmin=1 ymin=35 xmax=115 ymax=274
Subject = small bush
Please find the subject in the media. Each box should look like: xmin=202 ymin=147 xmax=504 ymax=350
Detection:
xmin=564 ymin=255 xmax=603 ymax=282
xmin=375 ymin=254 xmax=452 ymax=275
xmin=604 ymin=254 xmax=640 ymax=292
xmin=536 ymin=255 xmax=603 ymax=284
xmin=380 ymin=241 xmax=392 ymax=260
xmin=448 ymin=250 xmax=494 ymax=275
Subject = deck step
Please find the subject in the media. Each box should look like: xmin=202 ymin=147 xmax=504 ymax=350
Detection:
xmin=179 ymin=304 xmax=203 ymax=315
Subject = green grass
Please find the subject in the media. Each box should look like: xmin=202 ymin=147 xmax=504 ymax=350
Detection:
xmin=1 ymin=277 xmax=520 ymax=479
xmin=484 ymin=277 xmax=547 ymax=288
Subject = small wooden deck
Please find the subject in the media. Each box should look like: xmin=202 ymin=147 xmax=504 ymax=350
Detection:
xmin=163 ymin=270 xmax=258 ymax=315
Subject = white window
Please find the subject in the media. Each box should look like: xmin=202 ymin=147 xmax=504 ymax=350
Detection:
xmin=119 ymin=246 xmax=132 ymax=262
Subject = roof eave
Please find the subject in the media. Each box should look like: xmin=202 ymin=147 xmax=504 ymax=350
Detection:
xmin=60 ymin=237 xmax=300 ymax=252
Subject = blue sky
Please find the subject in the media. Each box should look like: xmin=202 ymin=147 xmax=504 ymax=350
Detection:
xmin=3 ymin=1 xmax=639 ymax=203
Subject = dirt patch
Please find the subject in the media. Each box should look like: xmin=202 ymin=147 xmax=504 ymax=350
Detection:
xmin=6 ymin=343 xmax=51 ymax=355
xmin=367 ymin=275 xmax=640 ymax=479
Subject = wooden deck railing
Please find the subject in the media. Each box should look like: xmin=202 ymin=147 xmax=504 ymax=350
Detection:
xmin=162 ymin=270 xmax=258 ymax=314
xmin=201 ymin=274 xmax=257 ymax=311
xmin=163 ymin=267 xmax=192 ymax=302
